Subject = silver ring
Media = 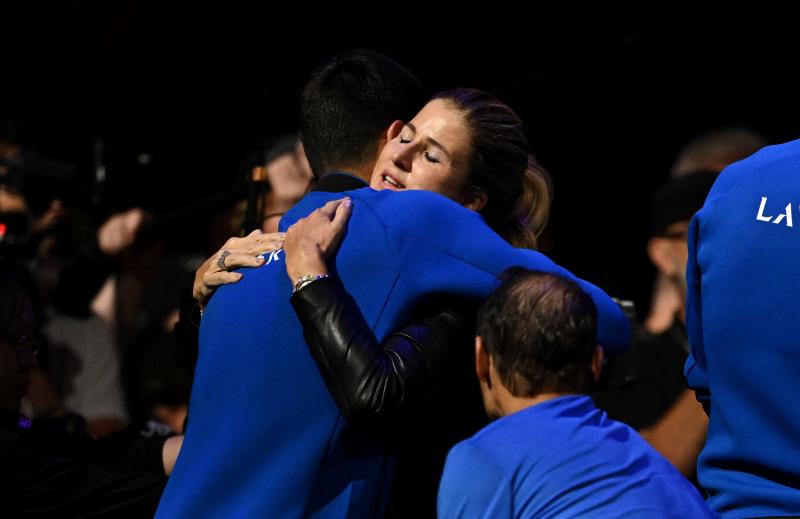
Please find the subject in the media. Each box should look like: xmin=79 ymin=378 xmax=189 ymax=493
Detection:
xmin=217 ymin=250 xmax=232 ymax=271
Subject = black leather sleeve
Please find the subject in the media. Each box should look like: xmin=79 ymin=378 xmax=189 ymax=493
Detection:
xmin=290 ymin=277 xmax=475 ymax=425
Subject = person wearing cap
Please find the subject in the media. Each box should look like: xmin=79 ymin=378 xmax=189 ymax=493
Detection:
xmin=593 ymin=171 xmax=717 ymax=479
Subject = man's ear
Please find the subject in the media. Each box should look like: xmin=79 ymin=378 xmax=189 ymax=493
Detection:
xmin=647 ymin=237 xmax=678 ymax=276
xmin=476 ymin=336 xmax=492 ymax=388
xmin=591 ymin=345 xmax=604 ymax=382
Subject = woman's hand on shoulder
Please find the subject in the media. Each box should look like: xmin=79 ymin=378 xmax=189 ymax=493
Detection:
xmin=193 ymin=229 xmax=285 ymax=307
xmin=284 ymin=197 xmax=353 ymax=283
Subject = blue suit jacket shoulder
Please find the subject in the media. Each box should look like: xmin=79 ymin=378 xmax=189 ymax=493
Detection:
xmin=329 ymin=189 xmax=630 ymax=353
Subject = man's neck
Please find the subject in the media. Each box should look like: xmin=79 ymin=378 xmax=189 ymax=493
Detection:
xmin=315 ymin=171 xmax=369 ymax=193
xmin=327 ymin=163 xmax=372 ymax=184
xmin=497 ymin=391 xmax=575 ymax=417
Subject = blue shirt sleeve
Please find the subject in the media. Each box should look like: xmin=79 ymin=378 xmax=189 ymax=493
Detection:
xmin=571 ymin=278 xmax=631 ymax=356
xmin=438 ymin=442 xmax=513 ymax=519
xmin=684 ymin=211 xmax=710 ymax=410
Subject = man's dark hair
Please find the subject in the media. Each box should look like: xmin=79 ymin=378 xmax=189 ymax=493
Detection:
xmin=477 ymin=268 xmax=598 ymax=397
xmin=300 ymin=49 xmax=427 ymax=179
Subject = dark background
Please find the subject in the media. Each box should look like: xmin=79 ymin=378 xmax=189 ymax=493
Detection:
xmin=3 ymin=4 xmax=798 ymax=313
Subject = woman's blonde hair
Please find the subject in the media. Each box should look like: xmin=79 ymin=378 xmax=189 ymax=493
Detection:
xmin=433 ymin=89 xmax=553 ymax=249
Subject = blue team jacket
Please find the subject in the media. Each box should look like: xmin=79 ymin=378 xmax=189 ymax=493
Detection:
xmin=685 ymin=139 xmax=800 ymax=518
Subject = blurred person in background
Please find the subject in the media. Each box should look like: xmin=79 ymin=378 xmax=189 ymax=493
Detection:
xmin=594 ymin=127 xmax=768 ymax=480
xmin=2 ymin=121 xmax=127 ymax=438
xmin=1 ymin=270 xmax=182 ymax=517
xmin=670 ymin=127 xmax=767 ymax=178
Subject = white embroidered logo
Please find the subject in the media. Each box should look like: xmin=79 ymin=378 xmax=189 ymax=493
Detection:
xmin=260 ymin=249 xmax=284 ymax=265
xmin=756 ymin=196 xmax=794 ymax=228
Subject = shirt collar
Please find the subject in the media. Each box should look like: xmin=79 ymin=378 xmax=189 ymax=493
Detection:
xmin=313 ymin=171 xmax=368 ymax=193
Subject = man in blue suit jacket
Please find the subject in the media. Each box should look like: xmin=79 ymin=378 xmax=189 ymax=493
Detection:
xmin=157 ymin=51 xmax=630 ymax=518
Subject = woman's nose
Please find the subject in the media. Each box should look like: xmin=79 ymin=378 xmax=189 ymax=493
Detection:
xmin=392 ymin=147 xmax=413 ymax=172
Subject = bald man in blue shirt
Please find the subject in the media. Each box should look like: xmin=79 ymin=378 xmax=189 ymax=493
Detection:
xmin=439 ymin=269 xmax=713 ymax=519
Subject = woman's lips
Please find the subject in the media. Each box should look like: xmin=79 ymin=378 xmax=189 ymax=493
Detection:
xmin=381 ymin=172 xmax=405 ymax=190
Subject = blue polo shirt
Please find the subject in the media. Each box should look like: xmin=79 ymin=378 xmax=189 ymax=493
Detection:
xmin=438 ymin=395 xmax=714 ymax=518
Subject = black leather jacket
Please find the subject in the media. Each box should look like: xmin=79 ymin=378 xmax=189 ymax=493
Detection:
xmin=290 ymin=276 xmax=480 ymax=423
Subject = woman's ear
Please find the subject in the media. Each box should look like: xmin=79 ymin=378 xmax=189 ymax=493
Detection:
xmin=386 ymin=120 xmax=405 ymax=141
xmin=374 ymin=121 xmax=406 ymax=164
xmin=462 ymin=190 xmax=489 ymax=212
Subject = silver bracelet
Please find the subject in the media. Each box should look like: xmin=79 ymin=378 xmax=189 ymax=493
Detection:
xmin=293 ymin=273 xmax=330 ymax=293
